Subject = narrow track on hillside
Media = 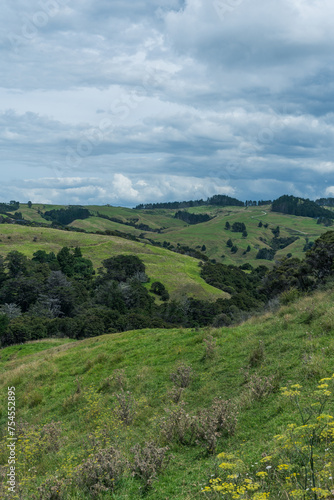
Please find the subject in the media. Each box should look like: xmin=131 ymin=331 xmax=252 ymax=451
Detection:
xmin=249 ymin=210 xmax=308 ymax=235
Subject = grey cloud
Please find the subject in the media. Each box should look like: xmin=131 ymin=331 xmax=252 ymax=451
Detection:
xmin=0 ymin=0 xmax=334 ymax=205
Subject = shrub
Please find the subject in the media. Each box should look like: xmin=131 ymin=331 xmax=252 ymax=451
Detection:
xmin=170 ymin=362 xmax=193 ymax=388
xmin=112 ymin=368 xmax=128 ymax=390
xmin=203 ymin=335 xmax=217 ymax=360
xmin=160 ymin=402 xmax=197 ymax=445
xmin=203 ymin=375 xmax=334 ymax=499
xmin=73 ymin=447 xmax=126 ymax=497
xmin=167 ymin=385 xmax=184 ymax=404
xmin=196 ymin=398 xmax=238 ymax=454
xmin=246 ymin=373 xmax=277 ymax=401
xmin=280 ymin=287 xmax=300 ymax=305
xmin=131 ymin=441 xmax=171 ymax=489
xmin=34 ymin=477 xmax=65 ymax=500
xmin=114 ymin=390 xmax=136 ymax=425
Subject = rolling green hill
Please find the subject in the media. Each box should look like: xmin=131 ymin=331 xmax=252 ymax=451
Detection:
xmin=1 ymin=287 xmax=334 ymax=498
xmin=0 ymin=224 xmax=226 ymax=301
xmin=8 ymin=202 xmax=330 ymax=268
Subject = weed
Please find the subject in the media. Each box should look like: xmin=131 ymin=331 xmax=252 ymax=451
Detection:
xmin=73 ymin=447 xmax=126 ymax=497
xmin=246 ymin=373 xmax=277 ymax=401
xmin=114 ymin=389 xmax=136 ymax=425
xmin=131 ymin=441 xmax=171 ymax=489
xmin=196 ymin=398 xmax=238 ymax=454
xmin=167 ymin=385 xmax=184 ymax=404
xmin=160 ymin=402 xmax=197 ymax=445
xmin=203 ymin=335 xmax=217 ymax=360
xmin=33 ymin=476 xmax=66 ymax=500
xmin=112 ymin=368 xmax=128 ymax=390
xmin=170 ymin=362 xmax=193 ymax=388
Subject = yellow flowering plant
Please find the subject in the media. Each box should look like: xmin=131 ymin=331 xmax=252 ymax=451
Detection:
xmin=202 ymin=374 xmax=334 ymax=499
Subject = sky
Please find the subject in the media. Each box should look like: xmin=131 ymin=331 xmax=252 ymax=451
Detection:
xmin=1 ymin=0 xmax=334 ymax=207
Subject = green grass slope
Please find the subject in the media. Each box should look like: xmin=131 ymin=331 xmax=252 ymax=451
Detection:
xmin=11 ymin=203 xmax=331 ymax=268
xmin=0 ymin=225 xmax=226 ymax=301
xmin=1 ymin=287 xmax=334 ymax=498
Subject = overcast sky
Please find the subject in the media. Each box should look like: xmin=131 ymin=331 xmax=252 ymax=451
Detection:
xmin=1 ymin=0 xmax=334 ymax=206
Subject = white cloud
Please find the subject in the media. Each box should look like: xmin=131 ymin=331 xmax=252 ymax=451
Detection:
xmin=0 ymin=0 xmax=333 ymax=205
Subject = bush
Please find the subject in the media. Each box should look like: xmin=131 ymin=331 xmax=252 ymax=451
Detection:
xmin=246 ymin=373 xmax=277 ymax=401
xmin=196 ymin=398 xmax=238 ymax=453
xmin=114 ymin=390 xmax=136 ymax=425
xmin=73 ymin=447 xmax=126 ymax=497
xmin=203 ymin=375 xmax=334 ymax=499
xmin=160 ymin=402 xmax=198 ymax=445
xmin=203 ymin=335 xmax=217 ymax=360
xmin=34 ymin=477 xmax=65 ymax=500
xmin=131 ymin=442 xmax=171 ymax=489
xmin=170 ymin=362 xmax=193 ymax=388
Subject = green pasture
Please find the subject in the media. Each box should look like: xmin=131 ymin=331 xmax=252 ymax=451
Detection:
xmin=1 ymin=287 xmax=334 ymax=497
xmin=0 ymin=225 xmax=225 ymax=301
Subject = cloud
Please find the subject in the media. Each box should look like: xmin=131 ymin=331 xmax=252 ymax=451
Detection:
xmin=0 ymin=0 xmax=333 ymax=205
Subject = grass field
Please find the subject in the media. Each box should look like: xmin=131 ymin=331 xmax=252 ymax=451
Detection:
xmin=1 ymin=286 xmax=334 ymax=498
xmin=0 ymin=224 xmax=226 ymax=301
xmin=10 ymin=203 xmax=330 ymax=267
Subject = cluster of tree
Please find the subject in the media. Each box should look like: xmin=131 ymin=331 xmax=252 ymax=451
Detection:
xmin=232 ymin=222 xmax=246 ymax=232
xmin=2 ymin=229 xmax=334 ymax=346
xmin=0 ymin=201 xmax=20 ymax=214
xmin=269 ymin=236 xmax=298 ymax=251
xmin=97 ymin=213 xmax=163 ymax=233
xmin=272 ymin=195 xmax=334 ymax=219
xmin=315 ymin=198 xmax=334 ymax=207
xmin=316 ymin=217 xmax=333 ymax=227
xmin=200 ymin=261 xmax=268 ymax=324
xmin=174 ymin=211 xmax=212 ymax=225
xmin=201 ymin=230 xmax=334 ymax=320
xmin=150 ymin=281 xmax=169 ymax=301
xmin=42 ymin=207 xmax=91 ymax=225
xmin=256 ymin=248 xmax=276 ymax=260
xmin=0 ymin=248 xmax=243 ymax=346
xmin=259 ymin=231 xmax=334 ymax=298
xmin=135 ymin=194 xmax=244 ymax=210
xmin=255 ymin=236 xmax=299 ymax=261
xmin=245 ymin=200 xmax=258 ymax=206
xmin=258 ymin=200 xmax=272 ymax=206
xmin=136 ymin=195 xmax=276 ymax=211
xmin=206 ymin=194 xmax=244 ymax=207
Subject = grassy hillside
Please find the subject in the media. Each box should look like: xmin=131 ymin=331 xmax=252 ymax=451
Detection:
xmin=1 ymin=287 xmax=334 ymax=498
xmin=10 ymin=203 xmax=330 ymax=267
xmin=0 ymin=224 xmax=226 ymax=301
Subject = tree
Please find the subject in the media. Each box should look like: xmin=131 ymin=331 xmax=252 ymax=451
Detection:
xmin=232 ymin=222 xmax=246 ymax=232
xmin=305 ymin=231 xmax=334 ymax=280
xmin=226 ymin=239 xmax=233 ymax=248
xmin=57 ymin=247 xmax=75 ymax=277
xmin=242 ymin=230 xmax=248 ymax=238
xmin=28 ymin=201 xmax=32 ymax=208
xmin=100 ymin=255 xmax=146 ymax=283
xmin=150 ymin=281 xmax=169 ymax=301
xmin=272 ymin=226 xmax=280 ymax=238
xmin=258 ymin=221 xmax=263 ymax=227
xmin=225 ymin=221 xmax=230 ymax=230
xmin=201 ymin=245 xmax=206 ymax=252
xmin=5 ymin=251 xmax=29 ymax=278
